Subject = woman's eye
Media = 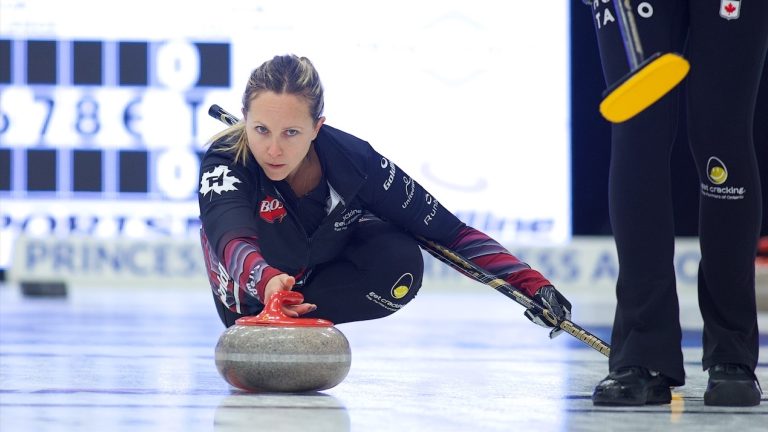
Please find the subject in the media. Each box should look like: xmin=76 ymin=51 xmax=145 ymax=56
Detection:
xmin=284 ymin=129 xmax=299 ymax=137
xmin=255 ymin=126 xmax=268 ymax=134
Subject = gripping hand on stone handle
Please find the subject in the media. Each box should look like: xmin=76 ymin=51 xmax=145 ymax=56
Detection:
xmin=264 ymin=274 xmax=317 ymax=317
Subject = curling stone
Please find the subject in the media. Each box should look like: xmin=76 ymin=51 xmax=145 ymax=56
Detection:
xmin=215 ymin=291 xmax=351 ymax=393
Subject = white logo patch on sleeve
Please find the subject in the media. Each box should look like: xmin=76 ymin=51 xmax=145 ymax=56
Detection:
xmin=200 ymin=165 xmax=242 ymax=196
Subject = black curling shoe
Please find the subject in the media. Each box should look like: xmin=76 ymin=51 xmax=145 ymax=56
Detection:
xmin=704 ymin=364 xmax=761 ymax=407
xmin=592 ymin=366 xmax=672 ymax=406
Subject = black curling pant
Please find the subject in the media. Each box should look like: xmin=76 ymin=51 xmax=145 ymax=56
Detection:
xmin=214 ymin=219 xmax=424 ymax=327
xmin=590 ymin=0 xmax=768 ymax=385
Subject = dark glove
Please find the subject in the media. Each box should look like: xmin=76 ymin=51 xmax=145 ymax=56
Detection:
xmin=523 ymin=285 xmax=572 ymax=339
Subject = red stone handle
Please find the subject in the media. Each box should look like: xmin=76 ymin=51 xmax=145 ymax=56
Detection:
xmin=235 ymin=290 xmax=334 ymax=327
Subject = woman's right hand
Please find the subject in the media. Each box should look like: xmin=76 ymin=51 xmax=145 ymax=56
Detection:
xmin=263 ymin=274 xmax=317 ymax=317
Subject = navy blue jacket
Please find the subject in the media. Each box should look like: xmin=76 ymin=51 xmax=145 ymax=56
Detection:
xmin=200 ymin=124 xmax=463 ymax=274
xmin=199 ymin=124 xmax=548 ymax=312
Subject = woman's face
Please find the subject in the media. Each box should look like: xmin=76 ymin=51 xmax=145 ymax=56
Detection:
xmin=243 ymin=91 xmax=324 ymax=181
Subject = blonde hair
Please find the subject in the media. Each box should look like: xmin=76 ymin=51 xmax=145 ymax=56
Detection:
xmin=207 ymin=54 xmax=325 ymax=165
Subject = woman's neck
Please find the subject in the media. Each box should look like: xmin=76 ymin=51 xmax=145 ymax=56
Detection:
xmin=287 ymin=144 xmax=321 ymax=197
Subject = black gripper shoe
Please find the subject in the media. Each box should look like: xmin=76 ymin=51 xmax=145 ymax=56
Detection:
xmin=704 ymin=363 xmax=761 ymax=407
xmin=593 ymin=366 xmax=672 ymax=406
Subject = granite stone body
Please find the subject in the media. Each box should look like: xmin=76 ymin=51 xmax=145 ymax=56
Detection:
xmin=215 ymin=324 xmax=352 ymax=392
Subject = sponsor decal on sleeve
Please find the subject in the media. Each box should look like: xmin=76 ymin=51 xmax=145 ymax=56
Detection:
xmin=381 ymin=157 xmax=397 ymax=190
xmin=401 ymin=176 xmax=416 ymax=209
xmin=200 ymin=165 xmax=241 ymax=197
xmin=423 ymin=193 xmax=440 ymax=225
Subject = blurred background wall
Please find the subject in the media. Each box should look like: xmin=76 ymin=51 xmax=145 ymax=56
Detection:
xmin=1 ymin=1 xmax=765 ymax=292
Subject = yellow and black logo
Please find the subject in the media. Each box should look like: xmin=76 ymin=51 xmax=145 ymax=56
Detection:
xmin=390 ymin=273 xmax=414 ymax=299
xmin=706 ymin=156 xmax=728 ymax=185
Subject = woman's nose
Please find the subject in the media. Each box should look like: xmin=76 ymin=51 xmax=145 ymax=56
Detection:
xmin=266 ymin=139 xmax=282 ymax=157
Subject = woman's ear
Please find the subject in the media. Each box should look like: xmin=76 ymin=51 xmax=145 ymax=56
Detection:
xmin=313 ymin=116 xmax=326 ymax=138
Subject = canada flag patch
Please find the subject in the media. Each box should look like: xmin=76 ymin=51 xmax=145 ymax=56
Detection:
xmin=259 ymin=195 xmax=287 ymax=223
xmin=720 ymin=0 xmax=741 ymax=20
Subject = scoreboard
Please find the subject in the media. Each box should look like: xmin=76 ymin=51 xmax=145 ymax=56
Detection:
xmin=0 ymin=34 xmax=236 ymax=268
xmin=1 ymin=0 xmax=572 ymax=273
xmin=0 ymin=38 xmax=229 ymax=199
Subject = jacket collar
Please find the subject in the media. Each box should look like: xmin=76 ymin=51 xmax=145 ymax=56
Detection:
xmin=312 ymin=125 xmax=368 ymax=205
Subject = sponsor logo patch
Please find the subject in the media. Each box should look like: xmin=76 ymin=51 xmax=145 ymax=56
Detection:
xmin=259 ymin=195 xmax=287 ymax=223
xmin=366 ymin=291 xmax=405 ymax=312
xmin=423 ymin=193 xmax=440 ymax=225
xmin=381 ymin=157 xmax=397 ymax=190
xmin=390 ymin=273 xmax=414 ymax=299
xmin=200 ymin=165 xmax=241 ymax=196
xmin=706 ymin=156 xmax=728 ymax=185
xmin=333 ymin=209 xmax=362 ymax=231
xmin=701 ymin=156 xmax=746 ymax=200
xmin=401 ymin=176 xmax=415 ymax=209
